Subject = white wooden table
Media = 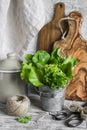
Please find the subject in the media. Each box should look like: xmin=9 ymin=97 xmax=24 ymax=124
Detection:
xmin=0 ymin=92 xmax=87 ymax=130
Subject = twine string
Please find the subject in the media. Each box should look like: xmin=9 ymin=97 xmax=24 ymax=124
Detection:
xmin=58 ymin=17 xmax=76 ymax=40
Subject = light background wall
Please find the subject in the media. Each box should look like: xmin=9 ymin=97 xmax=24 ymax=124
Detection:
xmin=0 ymin=0 xmax=87 ymax=60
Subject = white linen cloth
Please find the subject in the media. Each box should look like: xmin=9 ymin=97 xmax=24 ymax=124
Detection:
xmin=0 ymin=0 xmax=87 ymax=60
xmin=0 ymin=0 xmax=45 ymax=60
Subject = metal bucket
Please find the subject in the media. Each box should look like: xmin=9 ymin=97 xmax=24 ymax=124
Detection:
xmin=40 ymin=87 xmax=65 ymax=112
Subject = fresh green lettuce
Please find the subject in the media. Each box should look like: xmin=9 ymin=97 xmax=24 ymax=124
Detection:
xmin=32 ymin=50 xmax=50 ymax=68
xmin=43 ymin=64 xmax=69 ymax=89
xmin=17 ymin=116 xmax=32 ymax=124
xmin=21 ymin=48 xmax=79 ymax=90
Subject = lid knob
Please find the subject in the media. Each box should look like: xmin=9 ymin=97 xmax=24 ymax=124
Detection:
xmin=7 ymin=53 xmax=16 ymax=59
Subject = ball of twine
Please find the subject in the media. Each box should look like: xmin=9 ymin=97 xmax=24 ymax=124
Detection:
xmin=6 ymin=95 xmax=30 ymax=116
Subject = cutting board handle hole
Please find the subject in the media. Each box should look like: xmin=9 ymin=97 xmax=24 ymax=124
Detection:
xmin=58 ymin=4 xmax=63 ymax=8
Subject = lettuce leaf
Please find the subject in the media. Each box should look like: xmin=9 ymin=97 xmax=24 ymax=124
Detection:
xmin=50 ymin=48 xmax=66 ymax=65
xmin=25 ymin=54 xmax=33 ymax=63
xmin=21 ymin=62 xmax=43 ymax=87
xmin=43 ymin=64 xmax=69 ymax=90
xmin=61 ymin=56 xmax=79 ymax=78
xmin=32 ymin=50 xmax=50 ymax=68
xmin=28 ymin=65 xmax=43 ymax=87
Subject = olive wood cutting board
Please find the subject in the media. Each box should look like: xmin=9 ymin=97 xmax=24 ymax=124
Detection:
xmin=38 ymin=2 xmax=68 ymax=53
xmin=53 ymin=11 xmax=87 ymax=101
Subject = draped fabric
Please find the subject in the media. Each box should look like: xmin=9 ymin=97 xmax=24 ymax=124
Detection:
xmin=0 ymin=0 xmax=87 ymax=60
xmin=0 ymin=0 xmax=45 ymax=60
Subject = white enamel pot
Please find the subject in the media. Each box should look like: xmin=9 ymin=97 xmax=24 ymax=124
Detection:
xmin=0 ymin=53 xmax=27 ymax=103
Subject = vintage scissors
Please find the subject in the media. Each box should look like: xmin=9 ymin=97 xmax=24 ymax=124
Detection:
xmin=49 ymin=103 xmax=83 ymax=127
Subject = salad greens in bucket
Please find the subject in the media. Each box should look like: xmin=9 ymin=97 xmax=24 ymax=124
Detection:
xmin=21 ymin=48 xmax=79 ymax=90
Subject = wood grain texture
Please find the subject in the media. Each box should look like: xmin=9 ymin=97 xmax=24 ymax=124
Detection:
xmin=38 ymin=2 xmax=68 ymax=53
xmin=53 ymin=11 xmax=87 ymax=101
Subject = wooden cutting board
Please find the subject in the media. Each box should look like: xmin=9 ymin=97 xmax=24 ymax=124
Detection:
xmin=38 ymin=2 xmax=68 ymax=53
xmin=53 ymin=11 xmax=87 ymax=101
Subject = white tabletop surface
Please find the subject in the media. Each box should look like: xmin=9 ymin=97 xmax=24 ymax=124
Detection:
xmin=0 ymin=91 xmax=87 ymax=130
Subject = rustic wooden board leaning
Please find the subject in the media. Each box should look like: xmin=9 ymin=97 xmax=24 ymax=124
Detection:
xmin=54 ymin=11 xmax=87 ymax=101
xmin=39 ymin=2 xmax=68 ymax=53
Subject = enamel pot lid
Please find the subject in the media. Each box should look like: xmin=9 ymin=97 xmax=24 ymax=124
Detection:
xmin=0 ymin=53 xmax=21 ymax=73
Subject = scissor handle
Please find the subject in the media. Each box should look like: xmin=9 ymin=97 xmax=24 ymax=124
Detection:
xmin=66 ymin=103 xmax=82 ymax=113
xmin=65 ymin=114 xmax=83 ymax=127
xmin=49 ymin=110 xmax=71 ymax=120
